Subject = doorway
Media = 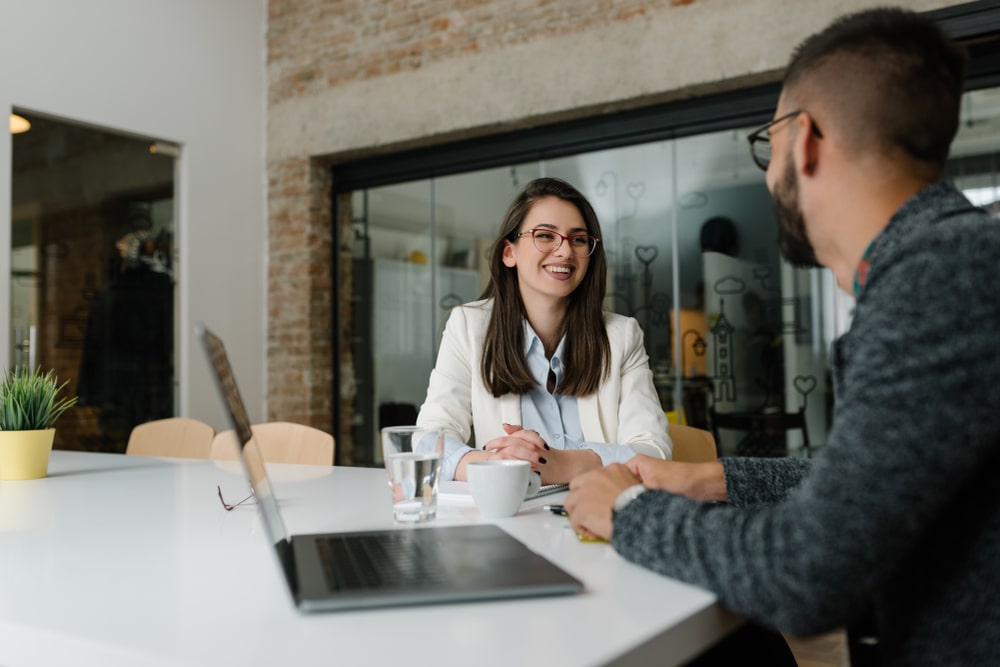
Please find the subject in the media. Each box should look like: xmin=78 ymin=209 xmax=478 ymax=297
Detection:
xmin=9 ymin=110 xmax=177 ymax=452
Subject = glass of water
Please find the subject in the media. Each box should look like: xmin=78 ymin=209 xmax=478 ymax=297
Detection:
xmin=381 ymin=426 xmax=444 ymax=523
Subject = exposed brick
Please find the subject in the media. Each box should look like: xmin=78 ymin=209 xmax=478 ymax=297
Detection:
xmin=266 ymin=0 xmax=687 ymax=104
xmin=266 ymin=153 xmax=335 ymax=446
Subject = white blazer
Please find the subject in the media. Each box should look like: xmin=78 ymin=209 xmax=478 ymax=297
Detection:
xmin=417 ymin=299 xmax=672 ymax=460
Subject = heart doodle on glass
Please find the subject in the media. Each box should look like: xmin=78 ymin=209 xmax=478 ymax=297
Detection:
xmin=635 ymin=245 xmax=658 ymax=265
xmin=627 ymin=182 xmax=646 ymax=200
xmin=793 ymin=375 xmax=817 ymax=396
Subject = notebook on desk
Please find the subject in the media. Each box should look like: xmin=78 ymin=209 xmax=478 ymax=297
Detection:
xmin=197 ymin=323 xmax=582 ymax=612
xmin=440 ymin=480 xmax=568 ymax=505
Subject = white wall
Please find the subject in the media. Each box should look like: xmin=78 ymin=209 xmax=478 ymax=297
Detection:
xmin=0 ymin=0 xmax=268 ymax=430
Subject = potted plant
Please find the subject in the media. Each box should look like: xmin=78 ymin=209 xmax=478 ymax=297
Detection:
xmin=0 ymin=367 xmax=78 ymax=480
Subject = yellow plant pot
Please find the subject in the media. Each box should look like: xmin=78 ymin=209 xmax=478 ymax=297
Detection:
xmin=0 ymin=429 xmax=56 ymax=481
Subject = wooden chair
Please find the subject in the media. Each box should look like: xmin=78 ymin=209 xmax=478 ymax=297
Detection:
xmin=668 ymin=423 xmax=719 ymax=463
xmin=210 ymin=421 xmax=335 ymax=466
xmin=125 ymin=417 xmax=215 ymax=459
xmin=709 ymin=407 xmax=810 ymax=458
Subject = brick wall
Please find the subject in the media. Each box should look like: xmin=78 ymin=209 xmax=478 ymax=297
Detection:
xmin=264 ymin=0 xmax=958 ymax=461
xmin=266 ymin=156 xmax=333 ymax=434
xmin=268 ymin=0 xmax=692 ymax=105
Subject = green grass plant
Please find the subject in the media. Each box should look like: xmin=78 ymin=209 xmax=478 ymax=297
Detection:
xmin=0 ymin=367 xmax=78 ymax=431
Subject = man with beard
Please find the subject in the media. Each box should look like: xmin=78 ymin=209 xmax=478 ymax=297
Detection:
xmin=566 ymin=7 xmax=1000 ymax=667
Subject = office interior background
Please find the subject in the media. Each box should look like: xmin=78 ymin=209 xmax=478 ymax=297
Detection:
xmin=3 ymin=0 xmax=999 ymax=465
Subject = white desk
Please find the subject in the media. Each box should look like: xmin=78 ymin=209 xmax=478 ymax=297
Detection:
xmin=0 ymin=451 xmax=741 ymax=667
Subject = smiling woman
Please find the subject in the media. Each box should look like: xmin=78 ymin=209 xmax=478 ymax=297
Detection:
xmin=500 ymin=195 xmax=596 ymax=326
xmin=414 ymin=177 xmax=671 ymax=486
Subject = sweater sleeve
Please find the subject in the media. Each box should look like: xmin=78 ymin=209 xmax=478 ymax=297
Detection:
xmin=721 ymin=457 xmax=811 ymax=507
xmin=611 ymin=220 xmax=1000 ymax=637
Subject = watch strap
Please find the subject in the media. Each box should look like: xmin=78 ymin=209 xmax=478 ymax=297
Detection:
xmin=613 ymin=484 xmax=648 ymax=514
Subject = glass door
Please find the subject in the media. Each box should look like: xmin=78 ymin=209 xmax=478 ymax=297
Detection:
xmin=9 ymin=110 xmax=177 ymax=452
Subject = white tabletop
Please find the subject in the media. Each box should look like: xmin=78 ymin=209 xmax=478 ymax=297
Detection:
xmin=0 ymin=451 xmax=741 ymax=667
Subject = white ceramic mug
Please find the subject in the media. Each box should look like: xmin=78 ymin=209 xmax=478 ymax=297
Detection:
xmin=466 ymin=460 xmax=531 ymax=518
xmin=525 ymin=471 xmax=542 ymax=498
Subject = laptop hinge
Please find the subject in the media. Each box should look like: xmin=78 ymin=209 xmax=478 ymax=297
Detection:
xmin=275 ymin=538 xmax=300 ymax=596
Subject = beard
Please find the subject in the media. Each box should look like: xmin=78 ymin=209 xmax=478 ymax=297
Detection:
xmin=771 ymin=157 xmax=821 ymax=268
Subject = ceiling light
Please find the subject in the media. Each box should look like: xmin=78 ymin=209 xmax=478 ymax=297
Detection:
xmin=9 ymin=114 xmax=31 ymax=134
xmin=149 ymin=141 xmax=180 ymax=157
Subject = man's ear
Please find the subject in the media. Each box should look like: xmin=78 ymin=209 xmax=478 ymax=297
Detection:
xmin=793 ymin=111 xmax=822 ymax=177
xmin=502 ymin=240 xmax=516 ymax=267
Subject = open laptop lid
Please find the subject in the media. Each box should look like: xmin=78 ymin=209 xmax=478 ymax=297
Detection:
xmin=198 ymin=323 xmax=582 ymax=612
xmin=197 ymin=323 xmax=292 ymax=555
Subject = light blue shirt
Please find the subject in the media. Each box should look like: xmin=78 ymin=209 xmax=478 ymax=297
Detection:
xmin=439 ymin=320 xmax=637 ymax=480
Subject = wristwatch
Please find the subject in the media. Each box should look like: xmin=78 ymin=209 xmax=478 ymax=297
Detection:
xmin=612 ymin=484 xmax=648 ymax=515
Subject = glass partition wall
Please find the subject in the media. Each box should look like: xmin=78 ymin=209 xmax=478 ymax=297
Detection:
xmin=9 ymin=110 xmax=177 ymax=452
xmin=341 ymin=84 xmax=1000 ymax=467
xmin=345 ymin=128 xmax=844 ymax=465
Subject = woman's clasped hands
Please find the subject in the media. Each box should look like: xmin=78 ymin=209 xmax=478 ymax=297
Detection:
xmin=475 ymin=423 xmax=601 ymax=485
xmin=482 ymin=422 xmax=549 ymax=469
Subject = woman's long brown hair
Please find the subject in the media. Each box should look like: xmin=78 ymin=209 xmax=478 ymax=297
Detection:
xmin=480 ymin=177 xmax=609 ymax=397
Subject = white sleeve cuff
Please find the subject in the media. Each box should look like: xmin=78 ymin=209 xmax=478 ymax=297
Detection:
xmin=581 ymin=441 xmax=638 ymax=466
xmin=440 ymin=434 xmax=474 ymax=481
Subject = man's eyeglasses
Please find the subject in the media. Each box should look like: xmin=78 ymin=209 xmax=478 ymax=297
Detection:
xmin=746 ymin=110 xmax=823 ymax=171
xmin=217 ymin=485 xmax=255 ymax=511
xmin=513 ymin=228 xmax=600 ymax=257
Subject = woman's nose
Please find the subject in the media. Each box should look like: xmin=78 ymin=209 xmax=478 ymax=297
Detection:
xmin=552 ymin=237 xmax=571 ymax=258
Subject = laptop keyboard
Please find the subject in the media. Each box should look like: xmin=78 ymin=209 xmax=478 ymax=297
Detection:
xmin=316 ymin=533 xmax=450 ymax=591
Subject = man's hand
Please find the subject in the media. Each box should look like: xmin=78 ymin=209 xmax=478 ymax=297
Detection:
xmin=626 ymin=455 xmax=728 ymax=502
xmin=564 ymin=464 xmax=640 ymax=541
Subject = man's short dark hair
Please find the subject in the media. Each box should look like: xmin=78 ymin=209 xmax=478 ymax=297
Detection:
xmin=784 ymin=7 xmax=967 ymax=170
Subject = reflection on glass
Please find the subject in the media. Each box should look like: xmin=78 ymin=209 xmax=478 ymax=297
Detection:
xmin=343 ymin=85 xmax=1000 ymax=463
xmin=9 ymin=111 xmax=176 ymax=453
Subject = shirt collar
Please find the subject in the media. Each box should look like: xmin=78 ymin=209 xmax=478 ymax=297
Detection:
xmin=853 ymin=181 xmax=970 ymax=299
xmin=523 ymin=320 xmax=567 ymax=357
xmin=852 ymin=238 xmax=876 ymax=297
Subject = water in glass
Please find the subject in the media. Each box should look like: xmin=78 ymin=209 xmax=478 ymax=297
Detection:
xmin=382 ymin=426 xmax=443 ymax=523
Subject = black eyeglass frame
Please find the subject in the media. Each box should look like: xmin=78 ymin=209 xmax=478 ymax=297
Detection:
xmin=746 ymin=110 xmax=823 ymax=171
xmin=512 ymin=228 xmax=601 ymax=257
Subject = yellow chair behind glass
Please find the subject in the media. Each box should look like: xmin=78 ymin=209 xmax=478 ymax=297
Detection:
xmin=668 ymin=422 xmax=718 ymax=463
xmin=210 ymin=421 xmax=335 ymax=466
xmin=126 ymin=417 xmax=216 ymax=459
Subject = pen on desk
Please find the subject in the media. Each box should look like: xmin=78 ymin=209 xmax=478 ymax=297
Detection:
xmin=544 ymin=504 xmax=568 ymax=516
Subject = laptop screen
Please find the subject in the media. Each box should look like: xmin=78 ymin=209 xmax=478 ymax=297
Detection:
xmin=198 ymin=323 xmax=289 ymax=548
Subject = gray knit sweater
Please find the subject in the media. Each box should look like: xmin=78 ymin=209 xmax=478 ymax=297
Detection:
xmin=612 ymin=182 xmax=1000 ymax=666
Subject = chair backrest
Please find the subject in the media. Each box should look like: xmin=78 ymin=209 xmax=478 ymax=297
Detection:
xmin=210 ymin=421 xmax=335 ymax=466
xmin=668 ymin=423 xmax=718 ymax=463
xmin=125 ymin=417 xmax=216 ymax=459
xmin=709 ymin=407 xmax=810 ymax=458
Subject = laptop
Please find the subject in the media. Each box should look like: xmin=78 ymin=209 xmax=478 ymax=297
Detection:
xmin=197 ymin=323 xmax=583 ymax=612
